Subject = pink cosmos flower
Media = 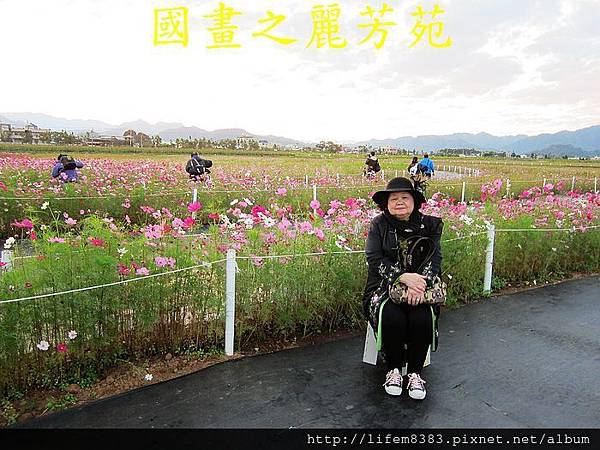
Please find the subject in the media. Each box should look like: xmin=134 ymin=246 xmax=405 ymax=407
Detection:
xmin=0 ymin=181 xmax=7 ymax=192
xmin=136 ymin=267 xmax=150 ymax=276
xmin=188 ymin=201 xmax=202 ymax=213
xmin=48 ymin=237 xmax=66 ymax=244
xmin=29 ymin=231 xmax=37 ymax=240
xmin=314 ymin=228 xmax=325 ymax=241
xmin=310 ymin=199 xmax=321 ymax=210
xmin=0 ymin=262 xmax=7 ymax=268
xmin=172 ymin=218 xmax=185 ymax=229
xmin=250 ymin=255 xmax=264 ymax=267
xmin=11 ymin=218 xmax=34 ymax=229
xmin=155 ymin=256 xmax=176 ymax=268
xmin=56 ymin=343 xmax=68 ymax=353
xmin=299 ymin=221 xmax=313 ymax=233
xmin=208 ymin=213 xmax=220 ymax=220
xmin=276 ymin=188 xmax=287 ymax=196
xmin=143 ymin=224 xmax=163 ymax=239
xmin=65 ymin=217 xmax=77 ymax=226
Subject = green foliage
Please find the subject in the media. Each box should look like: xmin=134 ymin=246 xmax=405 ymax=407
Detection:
xmin=45 ymin=394 xmax=77 ymax=412
xmin=0 ymin=399 xmax=18 ymax=425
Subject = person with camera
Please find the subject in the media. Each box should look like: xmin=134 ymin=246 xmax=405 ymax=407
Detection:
xmin=363 ymin=177 xmax=444 ymax=399
xmin=51 ymin=154 xmax=84 ymax=182
xmin=363 ymin=151 xmax=381 ymax=179
xmin=185 ymin=152 xmax=212 ymax=182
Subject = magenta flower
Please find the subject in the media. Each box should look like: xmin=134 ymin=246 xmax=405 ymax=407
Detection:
xmin=0 ymin=181 xmax=7 ymax=192
xmin=188 ymin=201 xmax=202 ymax=213
xmin=56 ymin=343 xmax=68 ymax=353
xmin=11 ymin=218 xmax=34 ymax=229
xmin=276 ymin=188 xmax=287 ymax=196
xmin=117 ymin=263 xmax=131 ymax=276
xmin=88 ymin=237 xmax=105 ymax=247
xmin=310 ymin=199 xmax=321 ymax=210
xmin=183 ymin=216 xmax=195 ymax=228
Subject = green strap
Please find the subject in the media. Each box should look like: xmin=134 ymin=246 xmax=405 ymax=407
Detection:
xmin=430 ymin=305 xmax=437 ymax=352
xmin=376 ymin=298 xmax=388 ymax=351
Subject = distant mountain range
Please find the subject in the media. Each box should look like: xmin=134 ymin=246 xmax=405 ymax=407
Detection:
xmin=355 ymin=126 xmax=600 ymax=157
xmin=2 ymin=112 xmax=599 ymax=156
xmin=0 ymin=113 xmax=305 ymax=147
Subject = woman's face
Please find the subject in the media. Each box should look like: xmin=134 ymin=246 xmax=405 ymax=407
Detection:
xmin=387 ymin=192 xmax=414 ymax=220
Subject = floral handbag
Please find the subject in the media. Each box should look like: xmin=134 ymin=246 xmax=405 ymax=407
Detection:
xmin=388 ymin=236 xmax=447 ymax=305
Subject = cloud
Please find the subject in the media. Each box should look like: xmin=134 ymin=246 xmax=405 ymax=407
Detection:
xmin=0 ymin=0 xmax=598 ymax=141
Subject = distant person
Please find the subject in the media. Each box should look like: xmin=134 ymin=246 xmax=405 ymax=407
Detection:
xmin=418 ymin=153 xmax=435 ymax=178
xmin=185 ymin=152 xmax=212 ymax=181
xmin=51 ymin=154 xmax=84 ymax=182
xmin=364 ymin=151 xmax=381 ymax=178
xmin=407 ymin=157 xmax=419 ymax=176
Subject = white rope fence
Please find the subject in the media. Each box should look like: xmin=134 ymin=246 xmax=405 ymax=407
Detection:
xmin=1 ymin=176 xmax=597 ymax=202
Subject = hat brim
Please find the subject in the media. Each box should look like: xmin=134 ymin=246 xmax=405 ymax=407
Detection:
xmin=372 ymin=188 xmax=426 ymax=208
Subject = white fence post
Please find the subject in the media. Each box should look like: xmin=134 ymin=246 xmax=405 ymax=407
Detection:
xmin=312 ymin=184 xmax=318 ymax=213
xmin=395 ymin=170 xmax=398 ymax=178
xmin=192 ymin=188 xmax=198 ymax=219
xmin=336 ymin=173 xmax=340 ymax=184
xmin=483 ymin=224 xmax=496 ymax=294
xmin=595 ymin=177 xmax=598 ymax=194
xmin=461 ymin=181 xmax=466 ymax=203
xmin=506 ymin=179 xmax=510 ymax=198
xmin=305 ymin=175 xmax=308 ymax=186
xmin=571 ymin=176 xmax=576 ymax=191
xmin=381 ymin=170 xmax=385 ymax=181
xmin=543 ymin=178 xmax=546 ymax=189
xmin=1 ymin=250 xmax=14 ymax=272
xmin=225 ymin=249 xmax=237 ymax=356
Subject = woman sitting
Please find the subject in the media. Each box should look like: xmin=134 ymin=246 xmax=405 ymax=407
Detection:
xmin=363 ymin=177 xmax=443 ymax=399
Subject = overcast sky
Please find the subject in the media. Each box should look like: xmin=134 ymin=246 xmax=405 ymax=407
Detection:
xmin=1 ymin=0 xmax=599 ymax=142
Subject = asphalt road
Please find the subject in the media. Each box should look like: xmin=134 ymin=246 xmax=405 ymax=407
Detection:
xmin=14 ymin=276 xmax=600 ymax=428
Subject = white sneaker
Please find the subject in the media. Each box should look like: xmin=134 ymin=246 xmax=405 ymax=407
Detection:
xmin=407 ymin=373 xmax=427 ymax=400
xmin=383 ymin=368 xmax=403 ymax=396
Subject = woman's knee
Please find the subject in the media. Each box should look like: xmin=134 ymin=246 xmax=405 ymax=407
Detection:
xmin=381 ymin=302 xmax=408 ymax=329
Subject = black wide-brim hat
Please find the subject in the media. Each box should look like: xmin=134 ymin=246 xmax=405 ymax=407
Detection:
xmin=372 ymin=177 xmax=426 ymax=208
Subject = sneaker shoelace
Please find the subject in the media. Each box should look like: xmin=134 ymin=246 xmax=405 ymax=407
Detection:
xmin=384 ymin=370 xmax=401 ymax=387
xmin=408 ymin=373 xmax=426 ymax=390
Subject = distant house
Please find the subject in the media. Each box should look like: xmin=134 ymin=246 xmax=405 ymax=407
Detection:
xmin=0 ymin=123 xmax=51 ymax=143
xmin=87 ymin=135 xmax=129 ymax=146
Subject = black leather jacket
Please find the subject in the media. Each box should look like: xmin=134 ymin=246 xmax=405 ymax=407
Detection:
xmin=362 ymin=211 xmax=443 ymax=315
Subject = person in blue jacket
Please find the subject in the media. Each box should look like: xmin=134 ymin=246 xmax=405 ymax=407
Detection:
xmin=51 ymin=154 xmax=84 ymax=182
xmin=418 ymin=153 xmax=435 ymax=178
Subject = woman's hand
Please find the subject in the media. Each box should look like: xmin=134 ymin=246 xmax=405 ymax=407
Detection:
xmin=399 ymin=273 xmax=427 ymax=293
xmin=405 ymin=287 xmax=425 ymax=305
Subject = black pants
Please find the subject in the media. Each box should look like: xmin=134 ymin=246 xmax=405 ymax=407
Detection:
xmin=381 ymin=301 xmax=433 ymax=373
